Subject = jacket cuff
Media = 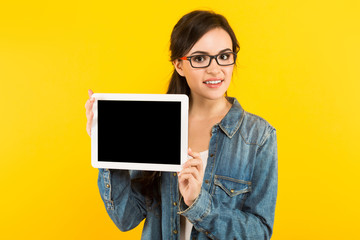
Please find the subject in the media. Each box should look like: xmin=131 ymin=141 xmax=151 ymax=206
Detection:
xmin=177 ymin=188 xmax=212 ymax=222
xmin=98 ymin=168 xmax=114 ymax=210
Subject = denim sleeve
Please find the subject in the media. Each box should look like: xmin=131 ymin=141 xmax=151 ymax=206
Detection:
xmin=178 ymin=129 xmax=278 ymax=240
xmin=97 ymin=169 xmax=147 ymax=231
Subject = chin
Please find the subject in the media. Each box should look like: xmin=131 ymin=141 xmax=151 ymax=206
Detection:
xmin=190 ymin=86 xmax=229 ymax=101
xmin=202 ymin=92 xmax=228 ymax=101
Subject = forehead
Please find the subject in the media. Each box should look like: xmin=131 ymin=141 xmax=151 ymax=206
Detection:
xmin=188 ymin=28 xmax=233 ymax=54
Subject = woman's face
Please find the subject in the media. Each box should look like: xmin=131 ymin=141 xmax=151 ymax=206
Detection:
xmin=174 ymin=27 xmax=234 ymax=101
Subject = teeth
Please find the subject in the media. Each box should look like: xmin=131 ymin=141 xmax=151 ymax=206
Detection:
xmin=205 ymin=80 xmax=222 ymax=84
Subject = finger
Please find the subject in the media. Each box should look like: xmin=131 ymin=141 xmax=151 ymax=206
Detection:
xmin=85 ymin=99 xmax=91 ymax=111
xmin=85 ymin=89 xmax=95 ymax=107
xmin=180 ymin=164 xmax=202 ymax=181
xmin=178 ymin=172 xmax=192 ymax=184
xmin=178 ymin=172 xmax=200 ymax=187
xmin=180 ymin=167 xmax=201 ymax=182
xmin=88 ymin=89 xmax=94 ymax=98
xmin=85 ymin=96 xmax=95 ymax=108
xmin=85 ymin=99 xmax=90 ymax=109
xmin=85 ymin=101 xmax=94 ymax=117
xmin=183 ymin=158 xmax=203 ymax=174
xmin=187 ymin=149 xmax=203 ymax=174
xmin=87 ymin=111 xmax=94 ymax=126
xmin=86 ymin=112 xmax=94 ymax=136
xmin=183 ymin=158 xmax=202 ymax=169
xmin=188 ymin=148 xmax=201 ymax=159
xmin=183 ymin=163 xmax=203 ymax=178
xmin=86 ymin=126 xmax=91 ymax=137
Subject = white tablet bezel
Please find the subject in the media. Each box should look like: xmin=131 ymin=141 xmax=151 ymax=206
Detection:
xmin=91 ymin=93 xmax=188 ymax=172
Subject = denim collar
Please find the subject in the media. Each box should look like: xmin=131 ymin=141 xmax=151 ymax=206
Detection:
xmin=218 ymin=97 xmax=245 ymax=139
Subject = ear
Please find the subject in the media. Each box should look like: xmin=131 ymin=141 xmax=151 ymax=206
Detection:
xmin=173 ymin=59 xmax=185 ymax=77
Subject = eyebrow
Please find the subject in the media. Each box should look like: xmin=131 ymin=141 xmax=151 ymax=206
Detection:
xmin=189 ymin=48 xmax=232 ymax=56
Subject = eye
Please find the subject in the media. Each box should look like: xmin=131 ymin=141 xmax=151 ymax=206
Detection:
xmin=219 ymin=53 xmax=231 ymax=60
xmin=192 ymin=55 xmax=207 ymax=63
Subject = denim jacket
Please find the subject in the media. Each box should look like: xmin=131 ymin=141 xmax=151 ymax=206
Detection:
xmin=97 ymin=97 xmax=278 ymax=240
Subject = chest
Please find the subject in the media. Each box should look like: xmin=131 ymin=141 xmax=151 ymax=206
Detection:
xmin=188 ymin=117 xmax=221 ymax=152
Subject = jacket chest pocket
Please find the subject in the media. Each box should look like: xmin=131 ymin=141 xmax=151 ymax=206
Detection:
xmin=212 ymin=175 xmax=252 ymax=208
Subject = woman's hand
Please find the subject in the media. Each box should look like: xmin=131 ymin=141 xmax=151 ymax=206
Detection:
xmin=85 ymin=89 xmax=95 ymax=137
xmin=178 ymin=148 xmax=204 ymax=207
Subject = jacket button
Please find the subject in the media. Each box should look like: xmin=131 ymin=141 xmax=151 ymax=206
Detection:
xmin=106 ymin=184 xmax=110 ymax=188
xmin=205 ymin=180 xmax=209 ymax=184
xmin=210 ymin=154 xmax=214 ymax=157
xmin=173 ymin=173 xmax=177 ymax=176
xmin=230 ymin=189 xmax=234 ymax=193
xmin=173 ymin=202 xmax=177 ymax=206
xmin=173 ymin=230 xmax=178 ymax=234
xmin=205 ymin=231 xmax=209 ymax=235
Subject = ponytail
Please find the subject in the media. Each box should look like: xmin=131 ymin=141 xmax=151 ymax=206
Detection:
xmin=166 ymin=70 xmax=190 ymax=96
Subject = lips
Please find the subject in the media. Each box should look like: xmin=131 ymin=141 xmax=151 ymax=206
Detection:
xmin=204 ymin=80 xmax=222 ymax=84
xmin=203 ymin=79 xmax=224 ymax=88
xmin=203 ymin=78 xmax=224 ymax=85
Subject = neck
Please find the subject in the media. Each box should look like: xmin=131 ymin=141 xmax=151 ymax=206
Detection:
xmin=189 ymin=94 xmax=231 ymax=120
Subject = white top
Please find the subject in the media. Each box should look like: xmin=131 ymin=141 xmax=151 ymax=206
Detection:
xmin=180 ymin=149 xmax=209 ymax=240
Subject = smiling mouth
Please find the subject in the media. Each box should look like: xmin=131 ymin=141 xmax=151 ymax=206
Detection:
xmin=203 ymin=80 xmax=224 ymax=84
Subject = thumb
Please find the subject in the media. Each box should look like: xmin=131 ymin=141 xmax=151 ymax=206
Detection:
xmin=88 ymin=89 xmax=94 ymax=98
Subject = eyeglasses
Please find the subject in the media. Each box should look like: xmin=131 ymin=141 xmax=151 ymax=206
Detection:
xmin=180 ymin=52 xmax=237 ymax=68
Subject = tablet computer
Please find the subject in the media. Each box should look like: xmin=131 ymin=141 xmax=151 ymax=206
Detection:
xmin=91 ymin=93 xmax=188 ymax=172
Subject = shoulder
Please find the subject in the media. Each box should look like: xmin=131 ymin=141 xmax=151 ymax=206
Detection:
xmin=238 ymin=110 xmax=276 ymax=147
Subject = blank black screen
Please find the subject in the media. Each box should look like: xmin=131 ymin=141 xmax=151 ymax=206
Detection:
xmin=98 ymin=100 xmax=181 ymax=165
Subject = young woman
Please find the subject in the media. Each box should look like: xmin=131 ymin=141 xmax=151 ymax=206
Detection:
xmin=85 ymin=10 xmax=278 ymax=240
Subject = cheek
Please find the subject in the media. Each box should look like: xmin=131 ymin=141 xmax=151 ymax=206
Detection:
xmin=185 ymin=75 xmax=200 ymax=89
xmin=226 ymin=66 xmax=234 ymax=76
xmin=184 ymin=69 xmax=204 ymax=85
xmin=224 ymin=67 xmax=234 ymax=81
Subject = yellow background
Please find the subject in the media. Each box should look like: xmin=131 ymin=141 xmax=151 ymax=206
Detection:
xmin=1 ymin=0 xmax=359 ymax=239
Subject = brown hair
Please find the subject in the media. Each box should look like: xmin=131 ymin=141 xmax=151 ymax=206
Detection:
xmin=135 ymin=10 xmax=240 ymax=207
